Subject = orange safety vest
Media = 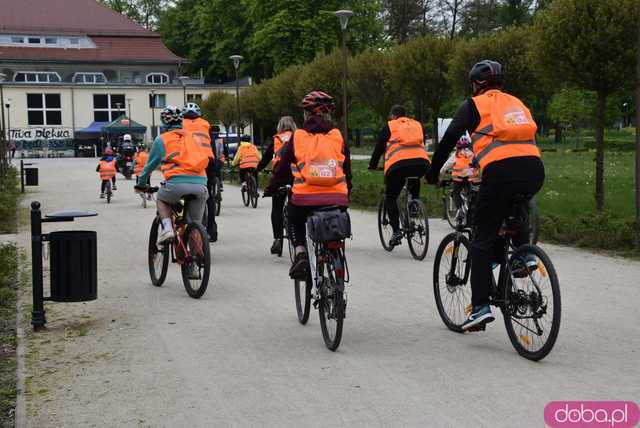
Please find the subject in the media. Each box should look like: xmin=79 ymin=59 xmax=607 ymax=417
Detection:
xmin=273 ymin=131 xmax=292 ymax=168
xmin=290 ymin=129 xmax=348 ymax=206
xmin=470 ymin=90 xmax=540 ymax=170
xmin=182 ymin=117 xmax=211 ymax=135
xmin=452 ymin=149 xmax=480 ymax=183
xmin=238 ymin=144 xmax=259 ymax=170
xmin=160 ymin=129 xmax=213 ymax=180
xmin=134 ymin=151 xmax=149 ymax=176
xmin=98 ymin=159 xmax=116 ymax=180
xmin=384 ymin=117 xmax=430 ymax=174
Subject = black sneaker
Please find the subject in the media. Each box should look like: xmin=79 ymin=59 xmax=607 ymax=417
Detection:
xmin=270 ymin=239 xmax=283 ymax=255
xmin=389 ymin=231 xmax=403 ymax=247
xmin=289 ymin=252 xmax=309 ymax=280
xmin=208 ymin=233 xmax=218 ymax=243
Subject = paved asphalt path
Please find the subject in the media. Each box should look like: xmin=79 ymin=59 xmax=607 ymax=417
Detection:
xmin=20 ymin=158 xmax=639 ymax=427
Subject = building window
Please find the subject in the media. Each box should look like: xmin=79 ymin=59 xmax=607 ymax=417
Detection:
xmin=14 ymin=72 xmax=61 ymax=83
xmin=69 ymin=38 xmax=79 ymax=45
xmin=45 ymin=37 xmax=58 ymax=45
xmin=11 ymin=36 xmax=24 ymax=44
xmin=28 ymin=37 xmax=41 ymax=44
xmin=152 ymin=94 xmax=166 ymax=108
xmin=187 ymin=94 xmax=203 ymax=103
xmin=146 ymin=73 xmax=169 ymax=85
xmin=93 ymin=94 xmax=125 ymax=122
xmin=73 ymin=73 xmax=107 ymax=84
xmin=27 ymin=93 xmax=62 ymax=126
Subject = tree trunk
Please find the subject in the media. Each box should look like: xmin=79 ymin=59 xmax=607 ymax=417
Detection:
xmin=449 ymin=0 xmax=459 ymax=40
xmin=595 ymin=91 xmax=606 ymax=214
xmin=554 ymin=121 xmax=562 ymax=143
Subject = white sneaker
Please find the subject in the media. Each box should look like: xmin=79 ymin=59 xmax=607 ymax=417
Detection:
xmin=157 ymin=228 xmax=175 ymax=246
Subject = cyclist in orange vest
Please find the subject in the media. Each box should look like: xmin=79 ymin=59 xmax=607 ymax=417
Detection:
xmin=257 ymin=116 xmax=297 ymax=255
xmin=232 ymin=135 xmax=262 ymax=190
xmin=427 ymin=60 xmax=544 ymax=331
xmin=135 ymin=105 xmax=213 ymax=245
xmin=96 ymin=147 xmax=117 ymax=198
xmin=134 ymin=145 xmax=150 ymax=185
xmin=369 ymin=104 xmax=431 ymax=247
xmin=264 ymin=91 xmax=352 ymax=280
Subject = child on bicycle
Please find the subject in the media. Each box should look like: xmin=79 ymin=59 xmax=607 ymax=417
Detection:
xmin=96 ymin=147 xmax=117 ymax=198
xmin=439 ymin=134 xmax=480 ymax=205
xmin=232 ymin=135 xmax=261 ymax=189
xmin=134 ymin=144 xmax=151 ymax=185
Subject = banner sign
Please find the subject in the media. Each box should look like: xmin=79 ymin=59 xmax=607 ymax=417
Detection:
xmin=9 ymin=127 xmax=73 ymax=141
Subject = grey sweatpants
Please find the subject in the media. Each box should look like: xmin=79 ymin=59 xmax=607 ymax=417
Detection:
xmin=157 ymin=181 xmax=208 ymax=223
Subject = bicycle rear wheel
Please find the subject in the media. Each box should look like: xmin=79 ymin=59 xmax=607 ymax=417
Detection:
xmin=106 ymin=181 xmax=112 ymax=204
xmin=433 ymin=233 xmax=472 ymax=332
xmin=407 ymin=200 xmax=429 ymax=261
xmin=241 ymin=181 xmax=249 ymax=207
xmin=294 ymin=272 xmax=312 ymax=325
xmin=148 ymin=216 xmax=169 ymax=287
xmin=180 ymin=222 xmax=211 ymax=299
xmin=444 ymin=189 xmax=458 ymax=229
xmin=215 ymin=182 xmax=222 ymax=216
xmin=318 ymin=253 xmax=345 ymax=351
xmin=503 ymin=244 xmax=561 ymax=361
xmin=377 ymin=197 xmax=394 ymax=252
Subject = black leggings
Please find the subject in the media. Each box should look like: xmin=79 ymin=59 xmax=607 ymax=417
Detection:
xmin=100 ymin=177 xmax=116 ymax=192
xmin=205 ymin=179 xmax=218 ymax=236
xmin=470 ymin=157 xmax=545 ymax=307
xmin=385 ymin=164 xmax=428 ymax=232
xmin=271 ymin=191 xmax=286 ymax=239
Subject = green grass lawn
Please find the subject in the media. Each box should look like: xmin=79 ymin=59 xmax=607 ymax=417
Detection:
xmin=348 ymin=148 xmax=638 ymax=254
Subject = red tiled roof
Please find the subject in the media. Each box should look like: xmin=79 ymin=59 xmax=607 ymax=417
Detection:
xmin=0 ymin=0 xmax=153 ymax=36
xmin=0 ymin=36 xmax=184 ymax=63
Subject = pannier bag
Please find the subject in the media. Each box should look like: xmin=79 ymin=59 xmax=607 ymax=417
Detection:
xmin=306 ymin=209 xmax=351 ymax=243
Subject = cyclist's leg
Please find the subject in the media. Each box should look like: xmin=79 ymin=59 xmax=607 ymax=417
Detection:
xmin=287 ymin=203 xmax=314 ymax=279
xmin=205 ymin=180 xmax=217 ymax=238
xmin=406 ymin=163 xmax=427 ymax=200
xmin=272 ymin=191 xmax=286 ymax=239
xmin=384 ymin=169 xmax=405 ymax=232
xmin=253 ymin=169 xmax=259 ymax=189
xmin=101 ymin=180 xmax=107 ymax=193
xmin=469 ymin=178 xmax=506 ymax=309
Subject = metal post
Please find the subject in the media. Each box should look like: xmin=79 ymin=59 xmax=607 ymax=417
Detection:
xmin=635 ymin=23 xmax=640 ymax=251
xmin=341 ymin=30 xmax=348 ymax=142
xmin=20 ymin=160 xmax=24 ymax=193
xmin=30 ymin=201 xmax=46 ymax=329
xmin=150 ymin=90 xmax=156 ymax=139
xmin=0 ymin=80 xmax=5 ymax=170
xmin=235 ymin=69 xmax=240 ymax=135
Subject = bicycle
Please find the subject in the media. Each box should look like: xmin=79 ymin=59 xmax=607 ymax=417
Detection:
xmin=377 ymin=177 xmax=429 ymax=260
xmin=241 ymin=171 xmax=259 ymax=208
xmin=209 ymin=175 xmax=222 ymax=216
xmin=432 ymin=195 xmax=561 ymax=361
xmin=104 ymin=180 xmax=113 ymax=204
xmin=143 ymin=186 xmax=211 ymax=299
xmin=275 ymin=185 xmax=294 ymax=262
xmin=441 ymin=178 xmax=540 ymax=244
xmin=293 ymin=208 xmax=351 ymax=351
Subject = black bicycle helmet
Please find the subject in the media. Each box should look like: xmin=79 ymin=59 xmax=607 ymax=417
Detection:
xmin=468 ymin=60 xmax=504 ymax=94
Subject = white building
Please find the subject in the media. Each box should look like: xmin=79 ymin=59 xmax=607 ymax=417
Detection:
xmin=0 ymin=0 xmax=249 ymax=157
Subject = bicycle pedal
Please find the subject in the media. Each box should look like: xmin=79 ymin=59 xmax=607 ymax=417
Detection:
xmin=467 ymin=323 xmax=487 ymax=332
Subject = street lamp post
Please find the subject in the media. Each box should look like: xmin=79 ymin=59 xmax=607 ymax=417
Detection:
xmin=150 ymin=90 xmax=156 ymax=140
xmin=229 ymin=55 xmax=244 ymax=136
xmin=334 ymin=9 xmax=353 ymax=143
xmin=6 ymin=99 xmax=11 ymax=148
xmin=179 ymin=75 xmax=189 ymax=105
xmin=126 ymin=98 xmax=133 ymax=140
xmin=0 ymin=73 xmax=6 ymax=165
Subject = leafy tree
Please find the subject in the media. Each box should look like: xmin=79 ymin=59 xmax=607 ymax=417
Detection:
xmin=382 ymin=0 xmax=429 ymax=43
xmin=393 ymin=35 xmax=454 ymax=143
xmin=547 ymin=88 xmax=594 ymax=137
xmin=532 ymin=0 xmax=639 ymax=213
xmin=99 ymin=0 xmax=167 ymax=29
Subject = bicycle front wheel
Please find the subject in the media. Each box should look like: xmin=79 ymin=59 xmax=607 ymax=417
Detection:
xmin=433 ymin=232 xmax=472 ymax=332
xmin=180 ymin=222 xmax=211 ymax=299
xmin=148 ymin=216 xmax=169 ymax=287
xmin=407 ymin=200 xmax=429 ymax=261
xmin=294 ymin=273 xmax=312 ymax=325
xmin=318 ymin=255 xmax=345 ymax=351
xmin=377 ymin=197 xmax=394 ymax=252
xmin=503 ymin=244 xmax=561 ymax=361
xmin=241 ymin=183 xmax=249 ymax=207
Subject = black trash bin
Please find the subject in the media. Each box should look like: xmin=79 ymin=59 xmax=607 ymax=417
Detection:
xmin=49 ymin=230 xmax=97 ymax=302
xmin=25 ymin=167 xmax=38 ymax=186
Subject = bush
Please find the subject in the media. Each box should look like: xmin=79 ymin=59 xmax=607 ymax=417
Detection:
xmin=0 ymin=169 xmax=19 ymax=234
xmin=541 ymin=213 xmax=637 ymax=252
